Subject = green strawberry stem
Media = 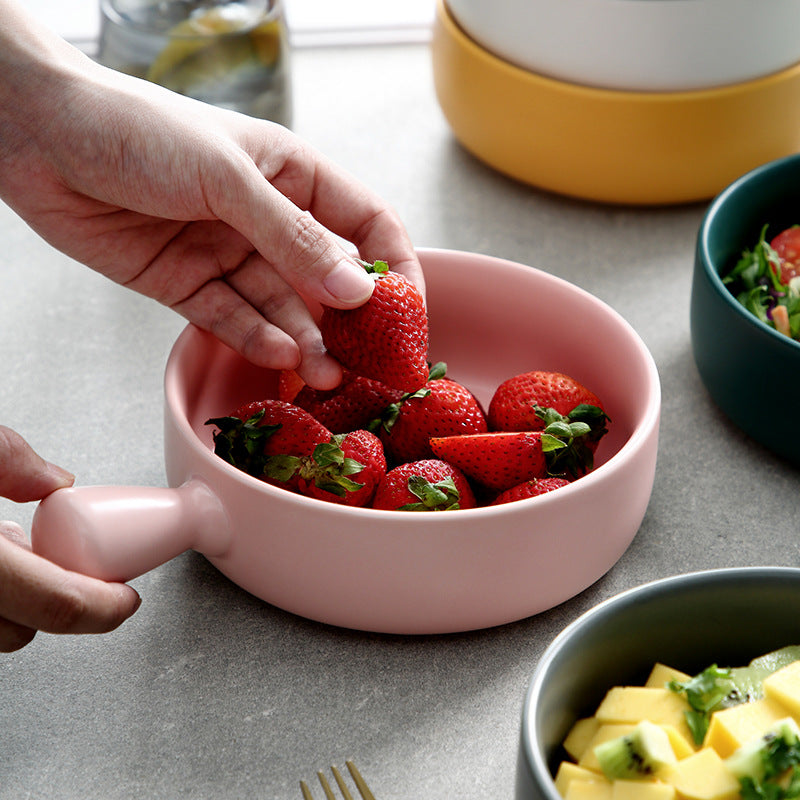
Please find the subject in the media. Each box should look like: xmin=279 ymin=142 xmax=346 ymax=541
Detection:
xmin=355 ymin=258 xmax=390 ymax=275
xmin=265 ymin=436 xmax=366 ymax=497
xmin=370 ymin=361 xmax=447 ymax=435
xmin=399 ymin=474 xmax=461 ymax=511
xmin=205 ymin=409 xmax=280 ymax=478
xmin=535 ymin=404 xmax=610 ymax=479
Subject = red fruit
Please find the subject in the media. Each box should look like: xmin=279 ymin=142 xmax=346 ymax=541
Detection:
xmin=490 ymin=477 xmax=571 ymax=506
xmin=320 ymin=260 xmax=429 ymax=392
xmin=488 ymin=371 xmax=604 ymax=432
xmin=431 ymin=406 xmax=600 ymax=490
xmin=205 ymin=399 xmax=330 ymax=489
xmin=293 ymin=371 xmax=404 ymax=434
xmin=770 ymin=226 xmax=800 ymax=284
xmin=430 ymin=431 xmax=547 ymax=492
xmin=277 ymin=369 xmax=305 ymax=403
xmin=379 ymin=372 xmax=488 ymax=465
xmin=299 ymin=430 xmax=387 ymax=507
xmin=372 ymin=459 xmax=476 ymax=511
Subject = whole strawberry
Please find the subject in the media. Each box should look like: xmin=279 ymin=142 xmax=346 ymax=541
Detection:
xmin=430 ymin=406 xmax=599 ymax=491
xmin=488 ymin=370 xmax=605 ymax=431
xmin=296 ymin=429 xmax=387 ymax=507
xmin=372 ymin=459 xmax=476 ymax=511
xmin=490 ymin=476 xmax=571 ymax=506
xmin=319 ymin=259 xmax=429 ymax=392
xmin=292 ymin=371 xmax=404 ymax=434
xmin=205 ymin=399 xmax=331 ymax=489
xmin=379 ymin=364 xmax=488 ymax=465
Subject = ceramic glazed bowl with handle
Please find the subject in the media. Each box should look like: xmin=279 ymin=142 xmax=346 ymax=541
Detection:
xmin=31 ymin=249 xmax=660 ymax=635
xmin=691 ymin=153 xmax=800 ymax=467
xmin=515 ymin=567 xmax=800 ymax=799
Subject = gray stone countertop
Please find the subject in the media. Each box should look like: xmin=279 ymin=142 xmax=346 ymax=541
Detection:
xmin=1 ymin=41 xmax=797 ymax=800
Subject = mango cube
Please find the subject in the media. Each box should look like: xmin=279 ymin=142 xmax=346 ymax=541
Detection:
xmin=578 ymin=724 xmax=636 ymax=772
xmin=704 ymin=697 xmax=792 ymax=758
xmin=612 ymin=780 xmax=676 ymax=800
xmin=554 ymin=762 xmax=610 ymax=796
xmin=564 ymin=718 xmax=602 ymax=761
xmin=594 ymin=687 xmax=694 ymax=748
xmin=646 ymin=664 xmax=692 ymax=689
xmin=763 ymin=660 xmax=800 ymax=717
xmin=566 ymin=780 xmax=613 ymax=800
xmin=662 ymin=748 xmax=740 ymax=800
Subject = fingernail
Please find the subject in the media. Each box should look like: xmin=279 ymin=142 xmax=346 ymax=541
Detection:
xmin=45 ymin=461 xmax=75 ymax=487
xmin=323 ymin=260 xmax=374 ymax=304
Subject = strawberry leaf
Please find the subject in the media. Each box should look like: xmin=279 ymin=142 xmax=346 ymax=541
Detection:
xmin=205 ymin=410 xmax=281 ymax=478
xmin=398 ymin=475 xmax=461 ymax=511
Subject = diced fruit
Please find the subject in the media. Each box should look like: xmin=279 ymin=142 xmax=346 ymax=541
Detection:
xmin=612 ymin=779 xmax=675 ymax=799
xmin=554 ymin=762 xmax=610 ymax=796
xmin=645 ymin=664 xmax=692 ymax=689
xmin=703 ymin=697 xmax=792 ymax=758
xmin=763 ymin=660 xmax=800 ymax=717
xmin=593 ymin=720 xmax=677 ymax=781
xmin=725 ymin=716 xmax=800 ymax=782
xmin=580 ymin=725 xmax=636 ymax=772
xmin=594 ymin=687 xmax=694 ymax=747
xmin=662 ymin=748 xmax=740 ymax=800
xmin=564 ymin=718 xmax=602 ymax=761
xmin=566 ymin=780 xmax=613 ymax=800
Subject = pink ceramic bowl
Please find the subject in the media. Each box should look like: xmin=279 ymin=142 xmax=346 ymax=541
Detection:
xmin=31 ymin=249 xmax=660 ymax=634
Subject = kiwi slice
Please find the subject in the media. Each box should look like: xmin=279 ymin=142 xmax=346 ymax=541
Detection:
xmin=726 ymin=717 xmax=800 ymax=782
xmin=594 ymin=720 xmax=677 ymax=780
xmin=724 ymin=646 xmax=800 ymax=706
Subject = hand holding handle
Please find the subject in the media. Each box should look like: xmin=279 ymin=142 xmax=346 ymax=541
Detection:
xmin=30 ymin=479 xmax=231 ymax=582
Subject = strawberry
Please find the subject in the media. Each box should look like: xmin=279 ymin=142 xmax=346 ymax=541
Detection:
xmin=430 ymin=406 xmax=600 ymax=491
xmin=205 ymin=399 xmax=331 ymax=488
xmin=319 ymin=259 xmax=429 ymax=392
xmin=277 ymin=369 xmax=305 ymax=403
xmin=371 ymin=459 xmax=476 ymax=511
xmin=490 ymin=476 xmax=571 ymax=506
xmin=488 ymin=370 xmax=609 ymax=453
xmin=488 ymin=370 xmax=605 ymax=430
xmin=295 ymin=430 xmax=387 ymax=507
xmin=292 ymin=370 xmax=404 ymax=434
xmin=378 ymin=364 xmax=488 ymax=465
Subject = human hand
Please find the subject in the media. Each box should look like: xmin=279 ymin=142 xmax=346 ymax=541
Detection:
xmin=0 ymin=426 xmax=141 ymax=653
xmin=0 ymin=2 xmax=424 ymax=390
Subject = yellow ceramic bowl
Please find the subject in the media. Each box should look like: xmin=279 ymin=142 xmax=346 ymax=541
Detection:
xmin=431 ymin=0 xmax=800 ymax=205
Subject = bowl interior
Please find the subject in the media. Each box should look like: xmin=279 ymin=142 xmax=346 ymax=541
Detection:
xmin=173 ymin=249 xmax=658 ymax=472
xmin=521 ymin=568 xmax=800 ymax=800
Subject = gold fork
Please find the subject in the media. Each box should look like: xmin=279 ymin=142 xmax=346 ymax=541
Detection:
xmin=300 ymin=760 xmax=376 ymax=800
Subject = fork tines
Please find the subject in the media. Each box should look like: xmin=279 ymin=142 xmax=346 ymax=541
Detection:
xmin=300 ymin=760 xmax=376 ymax=800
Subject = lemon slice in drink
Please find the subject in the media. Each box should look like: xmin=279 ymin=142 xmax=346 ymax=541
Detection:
xmin=146 ymin=5 xmax=281 ymax=96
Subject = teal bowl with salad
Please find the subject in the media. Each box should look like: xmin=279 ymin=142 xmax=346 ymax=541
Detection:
xmin=691 ymin=153 xmax=800 ymax=466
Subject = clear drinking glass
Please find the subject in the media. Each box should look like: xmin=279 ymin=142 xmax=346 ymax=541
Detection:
xmin=97 ymin=0 xmax=292 ymax=126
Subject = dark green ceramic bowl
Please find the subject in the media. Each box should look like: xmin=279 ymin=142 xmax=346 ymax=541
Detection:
xmin=691 ymin=153 xmax=800 ymax=466
xmin=515 ymin=567 xmax=800 ymax=800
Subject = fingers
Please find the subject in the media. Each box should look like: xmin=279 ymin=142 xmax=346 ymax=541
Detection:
xmin=0 ymin=531 xmax=141 ymax=652
xmin=211 ymin=131 xmax=424 ymax=306
xmin=0 ymin=425 xmax=74 ymax=502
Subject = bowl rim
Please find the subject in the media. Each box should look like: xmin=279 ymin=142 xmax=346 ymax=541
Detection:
xmin=519 ymin=565 xmax=800 ymax=798
xmin=697 ymin=153 xmax=800 ymax=356
xmin=436 ymin=0 xmax=800 ymax=103
xmin=164 ymin=247 xmax=661 ymax=520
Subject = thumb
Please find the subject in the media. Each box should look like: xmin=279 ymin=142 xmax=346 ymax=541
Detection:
xmin=0 ymin=426 xmax=74 ymax=502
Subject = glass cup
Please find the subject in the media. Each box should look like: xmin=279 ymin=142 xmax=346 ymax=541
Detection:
xmin=97 ymin=0 xmax=292 ymax=126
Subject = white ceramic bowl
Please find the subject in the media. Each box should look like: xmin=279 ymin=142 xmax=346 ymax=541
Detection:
xmin=31 ymin=249 xmax=660 ymax=635
xmin=447 ymin=0 xmax=800 ymax=91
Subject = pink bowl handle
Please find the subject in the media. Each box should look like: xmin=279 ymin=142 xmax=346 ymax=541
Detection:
xmin=30 ymin=479 xmax=232 ymax=582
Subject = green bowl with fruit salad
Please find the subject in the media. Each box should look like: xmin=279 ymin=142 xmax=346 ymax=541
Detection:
xmin=515 ymin=567 xmax=800 ymax=800
xmin=691 ymin=153 xmax=800 ymax=467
